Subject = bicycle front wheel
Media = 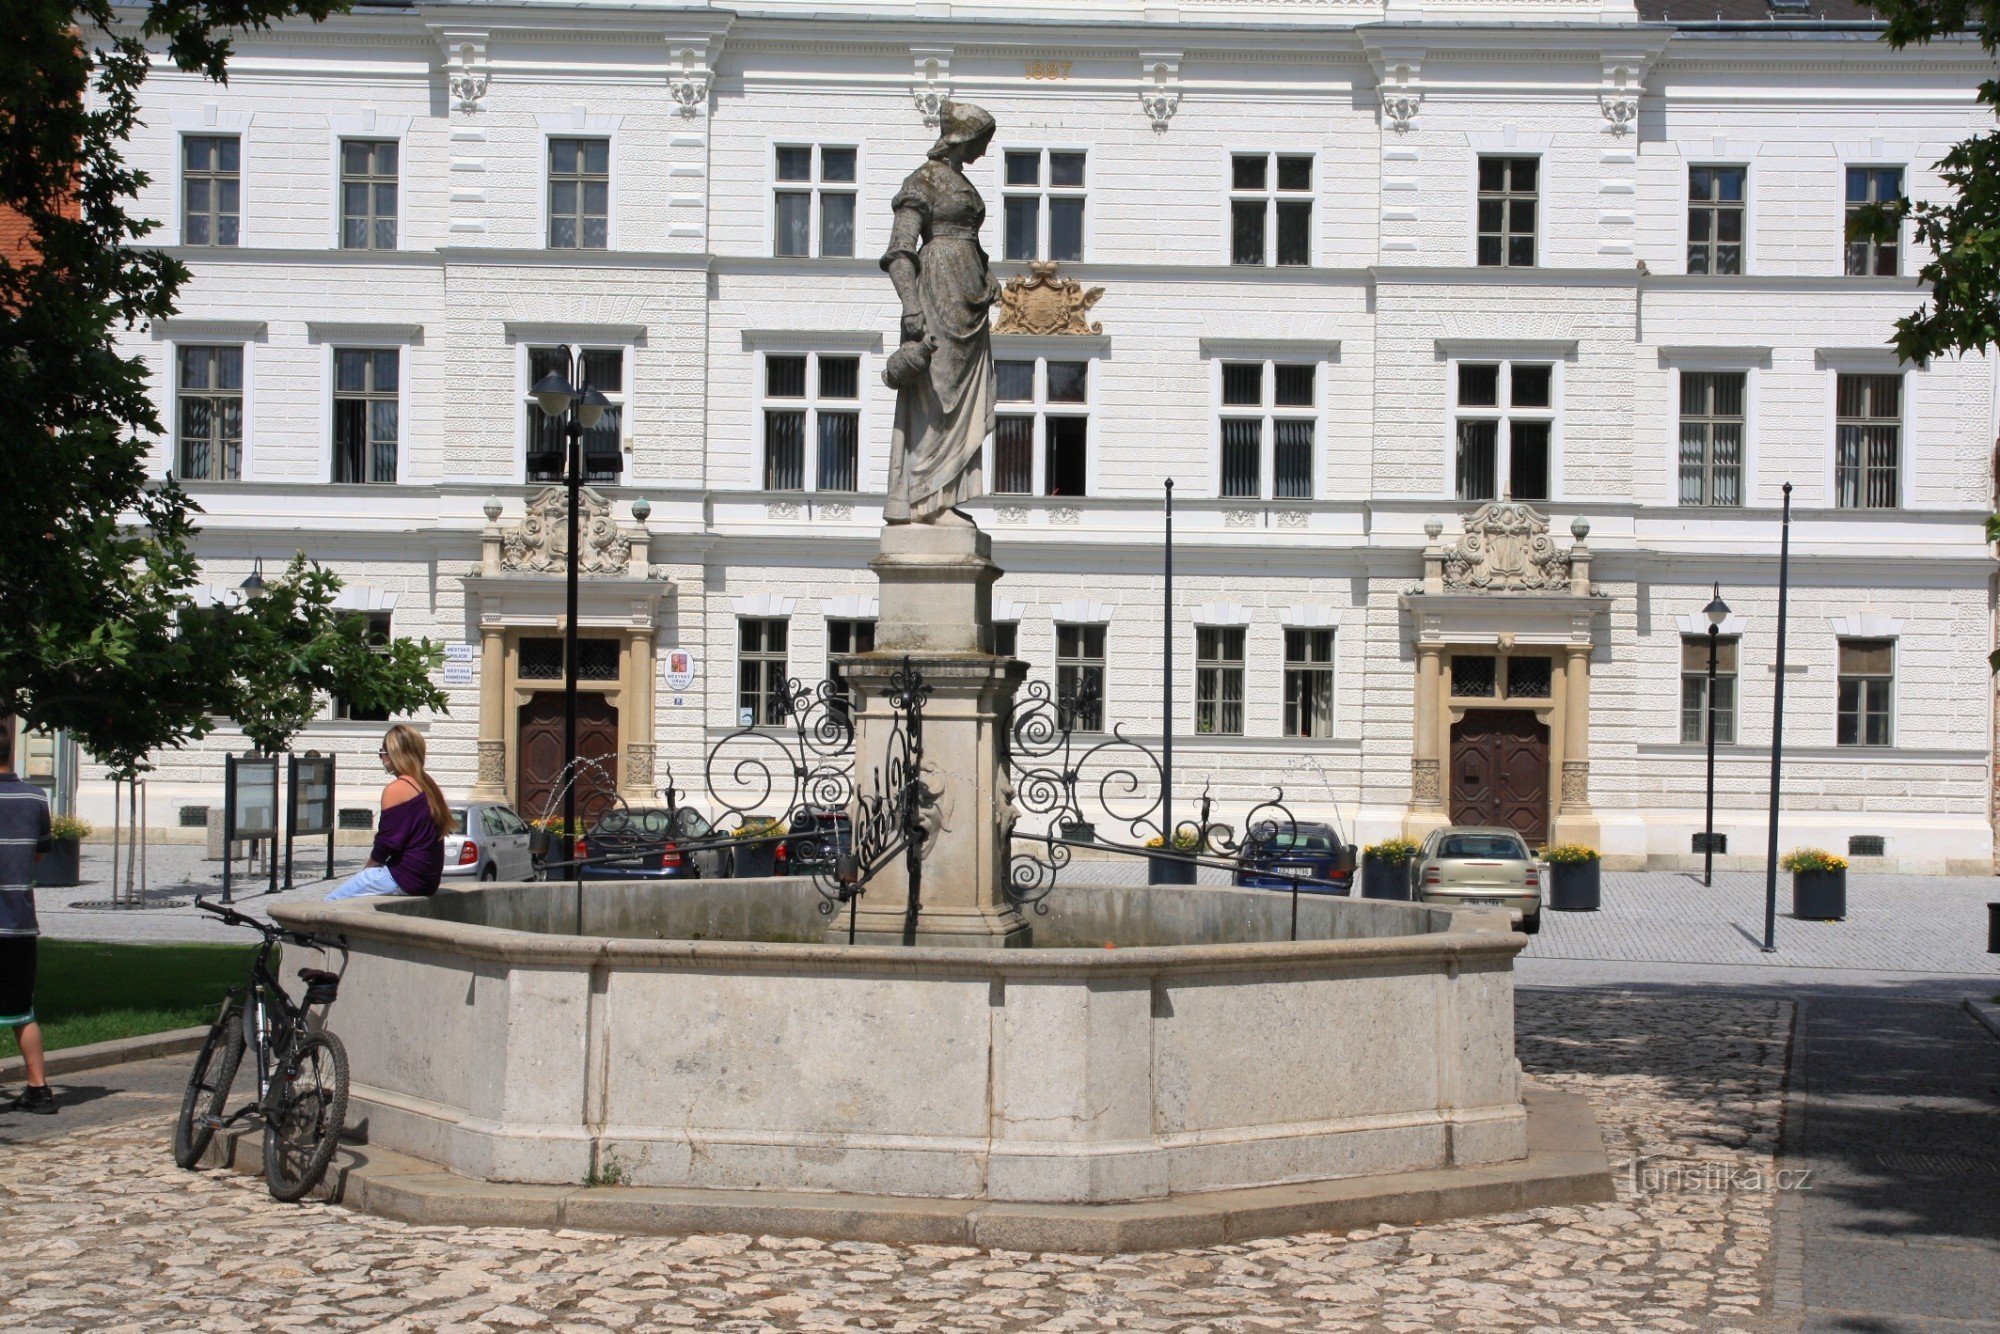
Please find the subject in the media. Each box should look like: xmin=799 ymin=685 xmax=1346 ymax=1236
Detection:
xmin=173 ymin=1003 xmax=245 ymax=1170
xmin=262 ymin=1029 xmax=350 ymax=1202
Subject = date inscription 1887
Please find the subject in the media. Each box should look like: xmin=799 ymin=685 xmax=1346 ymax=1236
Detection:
xmin=1025 ymin=61 xmax=1072 ymax=80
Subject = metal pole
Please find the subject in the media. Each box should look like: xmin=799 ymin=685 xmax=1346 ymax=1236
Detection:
xmin=565 ymin=389 xmax=583 ymax=935
xmin=284 ymin=754 xmax=296 ymax=894
xmin=221 ymin=755 xmax=235 ymax=906
xmin=326 ymin=754 xmax=337 ymax=883
xmin=1162 ymin=478 xmax=1174 ymax=857
xmin=1761 ymin=483 xmax=1792 ymax=952
xmin=1704 ymin=622 xmax=1719 ymax=887
xmin=266 ymin=759 xmax=279 ymax=899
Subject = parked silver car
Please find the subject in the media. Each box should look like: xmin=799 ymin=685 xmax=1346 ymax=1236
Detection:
xmin=442 ymin=801 xmax=540 ymax=884
xmin=1408 ymin=825 xmax=1543 ymax=934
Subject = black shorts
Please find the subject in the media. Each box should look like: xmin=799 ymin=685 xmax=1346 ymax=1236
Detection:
xmin=0 ymin=936 xmax=36 ymax=1025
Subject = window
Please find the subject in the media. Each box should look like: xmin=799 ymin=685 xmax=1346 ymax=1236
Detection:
xmin=332 ymin=349 xmax=399 ymax=484
xmin=340 ymin=140 xmax=397 ymax=250
xmin=1679 ymin=371 xmax=1745 ymax=507
xmin=826 ymin=617 xmax=875 ymax=723
xmin=1194 ymin=627 xmax=1245 ymax=736
xmin=548 ymin=138 xmax=609 ymax=249
xmin=992 ymin=622 xmax=1019 ymax=658
xmin=738 ymin=618 xmax=790 ymax=727
xmin=774 ymin=145 xmax=857 ymax=258
xmin=1229 ymin=153 xmax=1313 ymax=267
xmin=993 ymin=358 xmax=1089 ymax=497
xmin=176 ymin=346 xmax=243 ymax=481
xmin=761 ymin=353 xmax=861 ymax=492
xmin=1219 ymin=362 xmax=1316 ymax=499
xmin=1055 ymin=623 xmax=1105 ymax=732
xmin=1687 ymin=166 xmax=1745 ymax=275
xmin=518 ymin=637 xmax=618 ymax=682
xmin=525 ymin=346 xmax=624 ymax=483
xmin=1836 ymin=638 xmax=1893 ymax=747
xmin=1476 ymin=157 xmax=1537 ymax=268
xmin=1451 ymin=655 xmax=1497 ymax=698
xmin=1454 ymin=362 xmax=1553 ymax=501
xmin=1844 ymin=167 xmax=1902 ymax=277
xmin=181 ymin=135 xmax=240 ymax=247
xmin=1834 ymin=373 xmax=1900 ymax=509
xmin=1680 ymin=635 xmax=1738 ymax=745
xmin=1002 ymin=149 xmax=1085 ymax=262
xmin=1283 ymin=629 xmax=1334 ymax=738
xmin=332 ymin=612 xmax=393 ymax=721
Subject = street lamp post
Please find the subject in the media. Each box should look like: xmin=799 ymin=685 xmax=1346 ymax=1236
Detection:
xmin=528 ymin=354 xmax=618 ymax=906
xmin=1702 ymin=583 xmax=1730 ymax=888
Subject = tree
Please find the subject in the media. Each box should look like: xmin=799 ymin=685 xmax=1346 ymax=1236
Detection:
xmin=1852 ymin=0 xmax=2000 ymax=362
xmin=1 ymin=1 xmax=344 ymax=761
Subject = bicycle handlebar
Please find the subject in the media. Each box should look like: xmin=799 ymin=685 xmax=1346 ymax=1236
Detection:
xmin=195 ymin=898 xmax=341 ymax=953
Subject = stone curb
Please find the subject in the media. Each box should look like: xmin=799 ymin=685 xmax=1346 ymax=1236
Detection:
xmin=0 ymin=1025 xmax=208 ymax=1083
xmin=204 ymin=1084 xmax=1613 ymax=1253
xmin=1965 ymin=995 xmax=2000 ymax=1041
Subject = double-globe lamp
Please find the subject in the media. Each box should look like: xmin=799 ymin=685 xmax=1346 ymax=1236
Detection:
xmin=1700 ymin=582 xmax=1731 ymax=887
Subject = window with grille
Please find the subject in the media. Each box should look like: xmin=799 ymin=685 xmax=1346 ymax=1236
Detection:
xmin=1679 ymin=371 xmax=1744 ymax=507
xmin=761 ymin=353 xmax=861 ymax=492
xmin=1194 ymin=627 xmax=1245 ymax=736
xmin=1836 ymin=638 xmax=1893 ymax=747
xmin=1055 ymin=623 xmax=1106 ymax=732
xmin=176 ymin=345 xmax=244 ymax=481
xmin=333 ymin=349 xmax=399 ymax=484
xmin=515 ymin=637 xmax=620 ymax=683
xmin=340 ymin=140 xmax=397 ymax=250
xmin=525 ymin=345 xmax=625 ymax=483
xmin=1476 ymin=156 xmax=1537 ymax=268
xmin=1454 ymin=361 xmax=1553 ymax=501
xmin=1680 ymin=635 xmax=1738 ymax=744
xmin=1687 ymin=166 xmax=1744 ymax=275
xmin=576 ymin=640 xmax=620 ymax=680
xmin=518 ymin=638 xmax=563 ymax=680
xmin=1229 ymin=153 xmax=1313 ymax=267
xmin=738 ymin=618 xmax=791 ymax=727
xmin=1219 ymin=362 xmax=1316 ymax=500
xmin=1283 ymin=628 xmax=1334 ymax=738
xmin=993 ymin=358 xmax=1089 ymax=497
xmin=992 ymin=622 xmax=1019 ymax=658
xmin=1002 ymin=149 xmax=1086 ymax=262
xmin=1451 ymin=655 xmax=1497 ymax=698
xmin=774 ymin=145 xmax=857 ymax=258
xmin=1506 ymin=656 xmax=1553 ymax=699
xmin=1834 ymin=373 xmax=1900 ymax=509
xmin=548 ymin=138 xmax=609 ymax=249
xmin=1844 ymin=167 xmax=1902 ymax=277
xmin=332 ymin=613 xmax=393 ymax=721
xmin=182 ymin=135 xmax=240 ymax=247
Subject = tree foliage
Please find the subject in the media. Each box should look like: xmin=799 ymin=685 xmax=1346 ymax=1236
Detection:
xmin=1853 ymin=0 xmax=2000 ymax=362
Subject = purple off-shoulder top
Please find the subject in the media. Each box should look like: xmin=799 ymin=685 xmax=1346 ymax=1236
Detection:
xmin=371 ymin=792 xmax=443 ymax=896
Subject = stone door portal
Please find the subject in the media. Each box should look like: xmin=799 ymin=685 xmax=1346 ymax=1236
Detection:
xmin=1450 ymin=710 xmax=1550 ymax=847
xmin=517 ymin=691 xmax=619 ymax=825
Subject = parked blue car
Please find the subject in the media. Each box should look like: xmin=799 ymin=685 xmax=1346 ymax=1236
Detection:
xmin=1233 ymin=821 xmax=1354 ymax=894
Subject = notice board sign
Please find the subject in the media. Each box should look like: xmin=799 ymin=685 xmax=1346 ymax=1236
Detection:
xmin=292 ymin=754 xmax=335 ymax=837
xmin=231 ymin=756 xmax=280 ymax=839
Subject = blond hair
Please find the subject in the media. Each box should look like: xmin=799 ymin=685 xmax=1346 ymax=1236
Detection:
xmin=383 ymin=724 xmax=452 ymax=832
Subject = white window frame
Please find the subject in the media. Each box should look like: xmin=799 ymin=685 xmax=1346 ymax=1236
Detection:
xmin=178 ymin=131 xmax=244 ymax=250
xmin=1054 ymin=621 xmax=1108 ymax=733
xmin=1282 ymin=626 xmax=1337 ymax=740
xmin=1828 ymin=367 xmax=1905 ymax=511
xmin=989 ymin=354 xmax=1096 ymax=499
xmin=168 ymin=341 xmax=252 ymax=482
xmin=534 ymin=115 xmax=622 ymax=252
xmin=1473 ymin=153 xmax=1541 ymax=270
xmin=995 ymin=145 xmax=1089 ymax=263
xmin=1445 ymin=357 xmax=1561 ymax=502
xmin=1842 ymin=162 xmax=1907 ymax=278
xmin=1684 ymin=162 xmax=1750 ymax=277
xmin=325 ymin=342 xmax=407 ymax=485
xmin=1675 ymin=367 xmax=1748 ymax=508
xmin=755 ymin=350 xmax=865 ymax=494
xmin=1224 ymin=150 xmax=1315 ymax=268
xmin=736 ymin=616 xmax=792 ymax=730
xmin=334 ymin=137 xmax=402 ymax=253
xmin=1834 ymin=636 xmax=1897 ymax=748
xmin=768 ymin=141 xmax=862 ymax=259
xmin=1193 ymin=625 xmax=1247 ymax=737
xmin=1678 ymin=633 xmax=1739 ymax=745
xmin=1212 ymin=360 xmax=1320 ymax=501
xmin=515 ymin=341 xmax=631 ymax=480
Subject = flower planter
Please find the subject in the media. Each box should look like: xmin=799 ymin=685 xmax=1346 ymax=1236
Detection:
xmin=1147 ymin=853 xmax=1197 ymax=885
xmin=1791 ymin=868 xmax=1847 ymax=921
xmin=1360 ymin=854 xmax=1412 ymax=900
xmin=735 ymin=843 xmax=778 ymax=879
xmin=1547 ymin=861 xmax=1601 ymax=912
xmin=33 ymin=837 xmax=81 ymax=888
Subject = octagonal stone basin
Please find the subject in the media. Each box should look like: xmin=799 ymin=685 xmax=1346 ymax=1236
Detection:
xmin=271 ymin=882 xmax=1527 ymax=1206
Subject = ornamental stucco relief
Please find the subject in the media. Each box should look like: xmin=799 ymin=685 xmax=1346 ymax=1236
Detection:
xmin=1441 ymin=501 xmax=1572 ymax=593
xmin=499 ymin=486 xmax=633 ymax=577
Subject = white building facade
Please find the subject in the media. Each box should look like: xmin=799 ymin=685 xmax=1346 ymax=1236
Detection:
xmin=102 ymin=0 xmax=2000 ymax=871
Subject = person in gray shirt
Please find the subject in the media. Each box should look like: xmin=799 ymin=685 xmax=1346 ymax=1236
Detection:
xmin=0 ymin=721 xmax=55 ymax=1114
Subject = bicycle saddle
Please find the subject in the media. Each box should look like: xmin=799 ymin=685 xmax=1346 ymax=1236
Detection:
xmin=297 ymin=968 xmax=341 ymax=1004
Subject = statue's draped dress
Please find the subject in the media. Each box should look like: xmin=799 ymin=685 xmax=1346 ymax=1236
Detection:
xmin=881 ymin=158 xmax=1000 ymax=522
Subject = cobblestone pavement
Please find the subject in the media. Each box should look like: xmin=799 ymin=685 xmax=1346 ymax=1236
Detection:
xmin=0 ymin=991 xmax=1792 ymax=1332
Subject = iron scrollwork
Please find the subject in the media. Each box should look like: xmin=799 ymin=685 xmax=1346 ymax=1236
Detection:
xmin=819 ymin=660 xmax=932 ymax=939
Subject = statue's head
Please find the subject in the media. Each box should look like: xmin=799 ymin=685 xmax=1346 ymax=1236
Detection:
xmin=927 ymin=101 xmax=996 ymax=164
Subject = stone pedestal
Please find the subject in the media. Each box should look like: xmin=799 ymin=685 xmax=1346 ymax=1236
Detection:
xmin=832 ymin=523 xmax=1030 ymax=948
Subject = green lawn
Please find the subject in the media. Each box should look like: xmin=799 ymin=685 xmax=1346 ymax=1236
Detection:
xmin=0 ymin=940 xmax=251 ymax=1058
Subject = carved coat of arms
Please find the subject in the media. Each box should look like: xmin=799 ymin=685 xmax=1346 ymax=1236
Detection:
xmin=992 ymin=261 xmax=1104 ymax=336
xmin=1441 ymin=502 xmax=1571 ymax=592
xmin=500 ymin=486 xmax=633 ymax=577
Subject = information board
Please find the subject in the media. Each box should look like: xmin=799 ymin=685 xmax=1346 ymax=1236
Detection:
xmin=292 ymin=754 xmax=335 ymax=836
xmin=232 ymin=757 xmax=280 ymax=838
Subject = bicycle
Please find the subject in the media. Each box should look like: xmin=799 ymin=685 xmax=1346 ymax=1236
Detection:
xmin=172 ymin=899 xmax=352 ymax=1202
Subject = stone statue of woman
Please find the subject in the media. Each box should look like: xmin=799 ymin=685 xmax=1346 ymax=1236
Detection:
xmin=881 ymin=102 xmax=1001 ymax=526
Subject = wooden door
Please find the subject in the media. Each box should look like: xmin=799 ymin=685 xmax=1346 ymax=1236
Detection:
xmin=517 ymin=692 xmax=619 ymax=826
xmin=1449 ymin=709 xmax=1550 ymax=847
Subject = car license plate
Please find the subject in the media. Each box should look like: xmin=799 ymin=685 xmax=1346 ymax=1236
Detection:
xmin=1463 ymin=897 xmax=1503 ymax=906
xmin=1274 ymin=865 xmax=1311 ymax=878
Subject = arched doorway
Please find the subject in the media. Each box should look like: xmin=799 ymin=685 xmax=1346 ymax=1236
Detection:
xmin=516 ymin=691 xmax=619 ymax=826
xmin=1450 ymin=709 xmax=1550 ymax=847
